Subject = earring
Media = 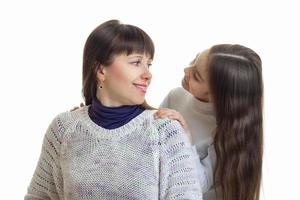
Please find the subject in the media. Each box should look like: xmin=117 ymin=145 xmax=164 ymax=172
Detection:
xmin=98 ymin=78 xmax=104 ymax=90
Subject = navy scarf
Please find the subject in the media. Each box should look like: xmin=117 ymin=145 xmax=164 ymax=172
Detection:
xmin=88 ymin=97 xmax=145 ymax=129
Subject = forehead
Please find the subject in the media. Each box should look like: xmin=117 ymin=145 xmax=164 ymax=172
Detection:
xmin=194 ymin=49 xmax=210 ymax=72
xmin=128 ymin=52 xmax=152 ymax=59
xmin=113 ymin=52 xmax=152 ymax=62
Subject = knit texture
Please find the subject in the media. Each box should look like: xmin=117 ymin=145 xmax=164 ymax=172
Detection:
xmin=160 ymin=87 xmax=217 ymax=197
xmin=25 ymin=106 xmax=202 ymax=200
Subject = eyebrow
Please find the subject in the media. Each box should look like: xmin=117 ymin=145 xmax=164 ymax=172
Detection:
xmin=189 ymin=58 xmax=197 ymax=65
xmin=128 ymin=55 xmax=153 ymax=62
xmin=190 ymin=53 xmax=201 ymax=65
xmin=128 ymin=55 xmax=143 ymax=59
xmin=189 ymin=59 xmax=196 ymax=65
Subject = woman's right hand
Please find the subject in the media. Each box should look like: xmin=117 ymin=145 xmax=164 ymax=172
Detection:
xmin=154 ymin=108 xmax=192 ymax=143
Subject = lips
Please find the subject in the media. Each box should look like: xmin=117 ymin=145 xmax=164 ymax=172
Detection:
xmin=182 ymin=77 xmax=189 ymax=90
xmin=182 ymin=77 xmax=188 ymax=85
xmin=133 ymin=83 xmax=148 ymax=93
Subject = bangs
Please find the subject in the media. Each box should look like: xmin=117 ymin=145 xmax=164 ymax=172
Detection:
xmin=110 ymin=25 xmax=155 ymax=59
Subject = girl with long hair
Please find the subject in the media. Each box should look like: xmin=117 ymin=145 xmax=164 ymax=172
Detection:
xmin=155 ymin=44 xmax=263 ymax=200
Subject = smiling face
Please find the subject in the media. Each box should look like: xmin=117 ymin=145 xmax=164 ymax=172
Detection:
xmin=181 ymin=49 xmax=211 ymax=102
xmin=96 ymin=53 xmax=152 ymax=107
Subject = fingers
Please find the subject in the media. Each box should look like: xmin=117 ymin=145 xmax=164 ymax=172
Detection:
xmin=153 ymin=108 xmax=193 ymax=143
xmin=70 ymin=102 xmax=85 ymax=112
xmin=154 ymin=108 xmax=177 ymax=116
xmin=154 ymin=108 xmax=186 ymax=127
xmin=69 ymin=106 xmax=79 ymax=112
xmin=154 ymin=108 xmax=179 ymax=119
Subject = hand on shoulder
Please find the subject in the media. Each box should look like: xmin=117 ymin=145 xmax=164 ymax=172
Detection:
xmin=154 ymin=108 xmax=192 ymax=142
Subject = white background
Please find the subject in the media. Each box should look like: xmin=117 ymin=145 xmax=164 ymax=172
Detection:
xmin=1 ymin=0 xmax=299 ymax=199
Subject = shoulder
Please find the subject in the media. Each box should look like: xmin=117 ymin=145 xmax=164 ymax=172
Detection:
xmin=143 ymin=110 xmax=184 ymax=133
xmin=146 ymin=109 xmax=184 ymax=132
xmin=153 ymin=117 xmax=182 ymax=131
xmin=51 ymin=110 xmax=77 ymax=128
xmin=168 ymin=87 xmax=189 ymax=98
xmin=151 ymin=116 xmax=189 ymax=144
xmin=161 ymin=87 xmax=190 ymax=110
xmin=46 ymin=107 xmax=86 ymax=139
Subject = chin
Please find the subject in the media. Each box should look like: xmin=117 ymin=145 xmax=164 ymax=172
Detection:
xmin=181 ymin=80 xmax=188 ymax=91
xmin=181 ymin=81 xmax=186 ymax=89
xmin=181 ymin=83 xmax=188 ymax=92
xmin=131 ymin=98 xmax=145 ymax=105
xmin=136 ymin=100 xmax=145 ymax=105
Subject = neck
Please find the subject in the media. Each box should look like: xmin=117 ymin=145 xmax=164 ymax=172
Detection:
xmin=88 ymin=97 xmax=145 ymax=129
xmin=96 ymin=92 xmax=124 ymax=107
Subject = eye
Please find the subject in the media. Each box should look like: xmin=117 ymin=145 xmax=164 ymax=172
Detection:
xmin=132 ymin=61 xmax=141 ymax=66
xmin=193 ymin=73 xmax=199 ymax=81
xmin=147 ymin=63 xmax=152 ymax=68
xmin=192 ymin=67 xmax=202 ymax=82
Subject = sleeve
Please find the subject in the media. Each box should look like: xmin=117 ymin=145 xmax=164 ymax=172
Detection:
xmin=159 ymin=119 xmax=203 ymax=200
xmin=25 ymin=115 xmax=65 ymax=200
xmin=191 ymin=145 xmax=215 ymax=193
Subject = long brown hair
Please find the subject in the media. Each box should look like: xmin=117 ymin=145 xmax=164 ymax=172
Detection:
xmin=208 ymin=44 xmax=263 ymax=200
xmin=82 ymin=19 xmax=155 ymax=105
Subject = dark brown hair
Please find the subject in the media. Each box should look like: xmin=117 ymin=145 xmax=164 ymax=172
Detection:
xmin=82 ymin=20 xmax=155 ymax=105
xmin=208 ymin=44 xmax=263 ymax=200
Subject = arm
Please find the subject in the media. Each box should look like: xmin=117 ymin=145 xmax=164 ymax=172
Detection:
xmin=158 ymin=119 xmax=203 ymax=200
xmin=155 ymin=109 xmax=214 ymax=193
xmin=25 ymin=116 xmax=65 ymax=200
xmin=192 ymin=145 xmax=216 ymax=193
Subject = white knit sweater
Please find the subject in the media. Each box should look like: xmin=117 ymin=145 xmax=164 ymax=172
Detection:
xmin=25 ymin=106 xmax=203 ymax=200
xmin=160 ymin=87 xmax=218 ymax=198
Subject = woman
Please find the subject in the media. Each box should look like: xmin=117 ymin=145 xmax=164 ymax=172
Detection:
xmin=25 ymin=20 xmax=203 ymax=199
xmin=155 ymin=44 xmax=263 ymax=200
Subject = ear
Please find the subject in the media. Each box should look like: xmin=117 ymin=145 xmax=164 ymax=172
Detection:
xmin=96 ymin=64 xmax=107 ymax=82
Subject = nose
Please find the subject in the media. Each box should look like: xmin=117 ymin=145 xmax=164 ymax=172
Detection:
xmin=184 ymin=67 xmax=188 ymax=74
xmin=141 ymin=67 xmax=152 ymax=81
xmin=184 ymin=66 xmax=191 ymax=77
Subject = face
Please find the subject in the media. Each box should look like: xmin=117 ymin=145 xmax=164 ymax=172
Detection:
xmin=96 ymin=53 xmax=152 ymax=107
xmin=181 ymin=49 xmax=211 ymax=102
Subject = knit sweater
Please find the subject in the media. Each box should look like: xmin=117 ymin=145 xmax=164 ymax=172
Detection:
xmin=25 ymin=106 xmax=203 ymax=200
xmin=160 ymin=87 xmax=219 ymax=199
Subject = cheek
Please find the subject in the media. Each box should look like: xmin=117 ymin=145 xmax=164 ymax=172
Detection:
xmin=203 ymin=83 xmax=210 ymax=93
xmin=109 ymin=67 xmax=129 ymax=84
xmin=192 ymin=82 xmax=207 ymax=94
